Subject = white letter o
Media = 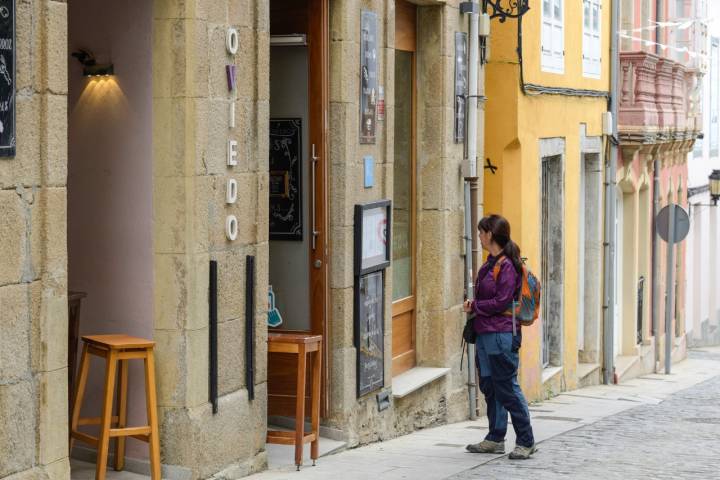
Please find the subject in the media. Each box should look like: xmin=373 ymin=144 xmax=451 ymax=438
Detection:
xmin=226 ymin=215 xmax=238 ymax=241
xmin=226 ymin=28 xmax=239 ymax=55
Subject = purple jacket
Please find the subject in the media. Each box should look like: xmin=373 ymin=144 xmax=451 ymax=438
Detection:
xmin=472 ymin=255 xmax=521 ymax=334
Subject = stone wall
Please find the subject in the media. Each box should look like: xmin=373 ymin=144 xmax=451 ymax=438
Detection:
xmin=0 ymin=1 xmax=70 ymax=479
xmin=151 ymin=0 xmax=268 ymax=477
xmin=326 ymin=0 xmax=475 ymax=445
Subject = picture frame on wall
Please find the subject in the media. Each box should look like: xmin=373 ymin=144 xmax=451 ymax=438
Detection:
xmin=354 ymin=200 xmax=391 ymax=276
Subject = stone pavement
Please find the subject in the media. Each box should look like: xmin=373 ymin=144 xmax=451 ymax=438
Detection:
xmin=69 ymin=348 xmax=720 ymax=480
xmin=247 ymin=348 xmax=720 ymax=480
xmin=451 ymin=348 xmax=720 ymax=480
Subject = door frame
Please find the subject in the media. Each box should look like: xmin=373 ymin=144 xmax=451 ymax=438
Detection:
xmin=391 ymin=0 xmax=418 ymax=377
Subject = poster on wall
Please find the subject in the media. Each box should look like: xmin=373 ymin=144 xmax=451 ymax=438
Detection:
xmin=360 ymin=10 xmax=378 ymax=144
xmin=454 ymin=32 xmax=468 ymax=144
xmin=355 ymin=270 xmax=384 ymax=397
xmin=269 ymin=118 xmax=302 ymax=240
xmin=354 ymin=200 xmax=391 ymax=275
xmin=0 ymin=0 xmax=15 ymax=157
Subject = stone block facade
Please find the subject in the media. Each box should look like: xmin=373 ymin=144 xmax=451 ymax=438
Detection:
xmin=1 ymin=1 xmax=480 ymax=478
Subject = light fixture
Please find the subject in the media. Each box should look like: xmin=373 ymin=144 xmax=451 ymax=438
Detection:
xmin=72 ymin=49 xmax=114 ymax=77
xmin=710 ymin=169 xmax=720 ymax=206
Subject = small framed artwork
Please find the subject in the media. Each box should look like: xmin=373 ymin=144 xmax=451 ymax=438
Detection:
xmin=354 ymin=200 xmax=391 ymax=276
xmin=269 ymin=171 xmax=290 ymax=198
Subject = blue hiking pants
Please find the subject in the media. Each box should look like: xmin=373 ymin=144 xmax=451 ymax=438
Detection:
xmin=475 ymin=332 xmax=535 ymax=448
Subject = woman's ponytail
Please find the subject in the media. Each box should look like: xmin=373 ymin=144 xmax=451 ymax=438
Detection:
xmin=503 ymin=239 xmax=523 ymax=273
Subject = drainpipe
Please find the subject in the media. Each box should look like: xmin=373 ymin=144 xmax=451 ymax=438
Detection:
xmin=651 ymin=0 xmax=662 ymax=373
xmin=462 ymin=0 xmax=482 ymax=420
xmin=602 ymin=0 xmax=620 ymax=385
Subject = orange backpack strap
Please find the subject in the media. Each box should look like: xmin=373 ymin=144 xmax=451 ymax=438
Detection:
xmin=492 ymin=255 xmax=507 ymax=281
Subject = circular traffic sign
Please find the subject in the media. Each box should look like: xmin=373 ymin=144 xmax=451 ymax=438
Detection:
xmin=656 ymin=204 xmax=690 ymax=244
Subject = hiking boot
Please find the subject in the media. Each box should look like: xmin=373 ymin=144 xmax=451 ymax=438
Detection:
xmin=465 ymin=439 xmax=505 ymax=454
xmin=508 ymin=444 xmax=537 ymax=460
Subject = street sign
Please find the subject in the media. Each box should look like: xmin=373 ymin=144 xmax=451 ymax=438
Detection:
xmin=656 ymin=204 xmax=690 ymax=244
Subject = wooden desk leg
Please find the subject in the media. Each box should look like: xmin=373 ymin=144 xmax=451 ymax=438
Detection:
xmin=294 ymin=344 xmax=307 ymax=470
xmin=70 ymin=343 xmax=90 ymax=454
xmin=144 ymin=350 xmax=162 ymax=480
xmin=310 ymin=346 xmax=322 ymax=465
xmin=96 ymin=351 xmax=118 ymax=480
xmin=115 ymin=359 xmax=129 ymax=471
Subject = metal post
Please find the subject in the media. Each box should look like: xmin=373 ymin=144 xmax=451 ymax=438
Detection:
xmin=664 ymin=204 xmax=676 ymax=374
xmin=462 ymin=0 xmax=481 ymax=420
xmin=651 ymin=159 xmax=660 ymax=372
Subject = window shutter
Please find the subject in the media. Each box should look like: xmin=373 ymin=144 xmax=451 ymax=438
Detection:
xmin=542 ymin=0 xmax=564 ymax=73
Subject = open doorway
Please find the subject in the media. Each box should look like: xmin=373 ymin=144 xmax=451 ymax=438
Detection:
xmin=267 ymin=0 xmax=329 ymax=423
xmin=67 ymin=0 xmax=154 ymax=472
xmin=540 ymin=151 xmax=564 ymax=369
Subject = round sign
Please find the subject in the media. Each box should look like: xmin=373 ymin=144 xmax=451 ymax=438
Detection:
xmin=656 ymin=204 xmax=690 ymax=244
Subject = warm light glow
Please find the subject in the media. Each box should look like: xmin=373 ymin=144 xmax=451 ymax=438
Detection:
xmin=710 ymin=170 xmax=720 ymax=204
xmin=72 ymin=76 xmax=129 ymax=119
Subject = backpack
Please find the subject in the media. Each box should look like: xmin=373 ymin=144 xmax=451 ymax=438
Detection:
xmin=492 ymin=256 xmax=541 ymax=327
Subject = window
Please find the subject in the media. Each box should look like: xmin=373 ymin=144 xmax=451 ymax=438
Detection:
xmin=582 ymin=0 xmax=601 ymax=78
xmin=541 ymin=0 xmax=564 ymax=73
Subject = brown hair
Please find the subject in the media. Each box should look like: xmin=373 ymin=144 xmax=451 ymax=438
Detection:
xmin=478 ymin=214 xmax=522 ymax=273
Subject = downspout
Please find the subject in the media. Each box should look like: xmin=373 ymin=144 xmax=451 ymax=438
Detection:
xmin=651 ymin=0 xmax=662 ymax=372
xmin=462 ymin=0 xmax=482 ymax=420
xmin=602 ymin=0 xmax=620 ymax=385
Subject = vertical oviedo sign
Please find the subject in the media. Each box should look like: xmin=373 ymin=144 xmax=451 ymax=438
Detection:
xmin=225 ymin=27 xmax=239 ymax=241
xmin=0 ymin=0 xmax=14 ymax=157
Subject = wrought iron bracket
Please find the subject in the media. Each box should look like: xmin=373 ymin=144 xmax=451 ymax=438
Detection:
xmin=482 ymin=0 xmax=530 ymax=23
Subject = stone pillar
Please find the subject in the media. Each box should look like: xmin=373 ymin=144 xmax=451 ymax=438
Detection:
xmin=151 ymin=0 xmax=268 ymax=477
xmin=0 ymin=1 xmax=70 ymax=479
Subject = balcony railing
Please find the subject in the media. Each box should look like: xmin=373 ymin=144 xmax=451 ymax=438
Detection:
xmin=619 ymin=51 xmax=702 ymax=137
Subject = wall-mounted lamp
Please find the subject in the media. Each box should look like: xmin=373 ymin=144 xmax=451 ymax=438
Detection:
xmin=710 ymin=169 xmax=720 ymax=206
xmin=72 ymin=49 xmax=114 ymax=77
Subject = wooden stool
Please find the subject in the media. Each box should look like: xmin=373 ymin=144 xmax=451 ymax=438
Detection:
xmin=266 ymin=333 xmax=322 ymax=470
xmin=70 ymin=335 xmax=161 ymax=480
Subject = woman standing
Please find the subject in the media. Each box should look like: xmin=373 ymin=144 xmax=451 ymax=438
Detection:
xmin=463 ymin=214 xmax=536 ymax=460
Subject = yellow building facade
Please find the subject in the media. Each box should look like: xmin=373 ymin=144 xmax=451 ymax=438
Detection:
xmin=484 ymin=0 xmax=610 ymax=400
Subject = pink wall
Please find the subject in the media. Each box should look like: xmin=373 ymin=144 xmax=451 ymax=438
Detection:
xmin=68 ymin=0 xmax=153 ymax=460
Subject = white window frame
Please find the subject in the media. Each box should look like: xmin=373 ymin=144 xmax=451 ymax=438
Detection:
xmin=582 ymin=0 xmax=602 ymax=79
xmin=541 ymin=0 xmax=565 ymax=74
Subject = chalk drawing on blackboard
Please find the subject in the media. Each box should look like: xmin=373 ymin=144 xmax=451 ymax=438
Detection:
xmin=269 ymin=119 xmax=303 ymax=240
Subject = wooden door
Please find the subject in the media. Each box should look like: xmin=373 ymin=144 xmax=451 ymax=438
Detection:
xmin=267 ymin=0 xmax=329 ymax=418
xmin=391 ymin=0 xmax=417 ymax=377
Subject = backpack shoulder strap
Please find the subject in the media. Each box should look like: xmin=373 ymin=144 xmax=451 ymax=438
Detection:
xmin=491 ymin=255 xmax=507 ymax=281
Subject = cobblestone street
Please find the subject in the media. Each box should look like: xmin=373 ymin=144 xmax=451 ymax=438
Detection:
xmin=451 ymin=350 xmax=720 ymax=480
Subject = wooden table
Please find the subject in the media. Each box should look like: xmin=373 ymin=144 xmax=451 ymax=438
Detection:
xmin=266 ymin=333 xmax=322 ymax=470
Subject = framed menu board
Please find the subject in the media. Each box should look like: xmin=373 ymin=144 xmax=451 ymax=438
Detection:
xmin=354 ymin=200 xmax=391 ymax=276
xmin=359 ymin=10 xmax=378 ymax=144
xmin=269 ymin=118 xmax=302 ymax=240
xmin=355 ymin=270 xmax=384 ymax=397
xmin=454 ymin=32 xmax=468 ymax=144
xmin=0 ymin=0 xmax=15 ymax=157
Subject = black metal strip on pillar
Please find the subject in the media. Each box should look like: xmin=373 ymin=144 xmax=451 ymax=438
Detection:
xmin=209 ymin=260 xmax=218 ymax=414
xmin=245 ymin=255 xmax=255 ymax=400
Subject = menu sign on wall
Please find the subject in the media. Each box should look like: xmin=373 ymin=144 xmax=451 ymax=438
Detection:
xmin=355 ymin=270 xmax=384 ymax=397
xmin=454 ymin=32 xmax=468 ymax=144
xmin=360 ymin=10 xmax=378 ymax=144
xmin=269 ymin=118 xmax=303 ymax=240
xmin=0 ymin=0 xmax=15 ymax=157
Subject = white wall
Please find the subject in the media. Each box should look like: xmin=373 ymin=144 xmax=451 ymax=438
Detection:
xmin=68 ymin=0 xmax=153 ymax=460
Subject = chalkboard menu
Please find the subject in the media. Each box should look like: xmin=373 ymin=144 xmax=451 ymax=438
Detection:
xmin=269 ymin=118 xmax=302 ymax=240
xmin=355 ymin=270 xmax=384 ymax=397
xmin=454 ymin=32 xmax=468 ymax=144
xmin=360 ymin=10 xmax=378 ymax=144
xmin=0 ymin=0 xmax=14 ymax=157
